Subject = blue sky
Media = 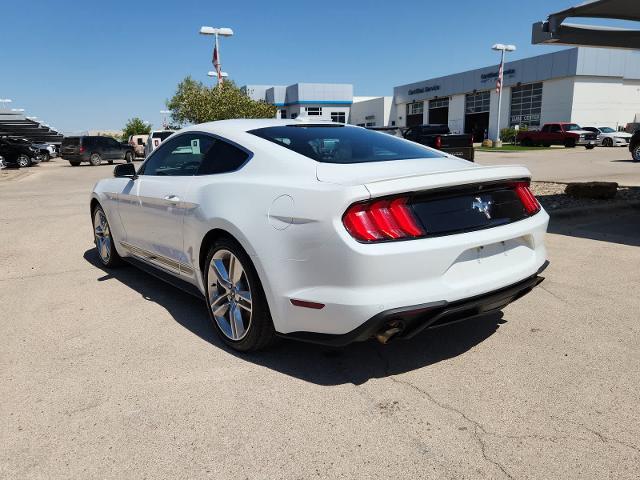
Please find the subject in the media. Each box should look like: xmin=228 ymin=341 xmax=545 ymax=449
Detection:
xmin=0 ymin=0 xmax=590 ymax=133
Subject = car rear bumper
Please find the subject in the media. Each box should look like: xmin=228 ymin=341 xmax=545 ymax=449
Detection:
xmin=281 ymin=261 xmax=548 ymax=346
xmin=274 ymin=208 xmax=549 ymax=339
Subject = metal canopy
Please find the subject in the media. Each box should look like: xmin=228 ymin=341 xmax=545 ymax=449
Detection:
xmin=532 ymin=0 xmax=640 ymax=49
xmin=0 ymin=112 xmax=63 ymax=144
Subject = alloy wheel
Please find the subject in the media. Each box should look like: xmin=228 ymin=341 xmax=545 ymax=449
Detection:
xmin=207 ymin=249 xmax=253 ymax=341
xmin=18 ymin=155 xmax=30 ymax=167
xmin=93 ymin=209 xmax=112 ymax=264
xmin=90 ymin=153 xmax=101 ymax=166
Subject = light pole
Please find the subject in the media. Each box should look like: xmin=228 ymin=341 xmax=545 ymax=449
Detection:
xmin=491 ymin=43 xmax=516 ymax=146
xmin=160 ymin=110 xmax=171 ymax=129
xmin=207 ymin=71 xmax=228 ymax=85
xmin=200 ymin=26 xmax=233 ymax=84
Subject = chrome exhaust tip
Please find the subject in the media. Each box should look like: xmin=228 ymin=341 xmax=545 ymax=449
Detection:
xmin=375 ymin=322 xmax=403 ymax=344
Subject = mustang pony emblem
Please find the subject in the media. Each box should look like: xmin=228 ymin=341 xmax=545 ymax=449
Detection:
xmin=472 ymin=196 xmax=493 ymax=219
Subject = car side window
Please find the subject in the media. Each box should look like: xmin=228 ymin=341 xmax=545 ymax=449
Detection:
xmin=197 ymin=138 xmax=250 ymax=175
xmin=550 ymin=125 xmax=561 ymax=133
xmin=141 ymin=134 xmax=214 ymax=176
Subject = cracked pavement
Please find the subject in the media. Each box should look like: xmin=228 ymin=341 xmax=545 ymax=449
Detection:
xmin=1 ymin=161 xmax=639 ymax=479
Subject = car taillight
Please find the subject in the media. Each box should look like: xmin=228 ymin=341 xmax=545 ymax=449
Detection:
xmin=343 ymin=196 xmax=425 ymax=242
xmin=434 ymin=136 xmax=442 ymax=149
xmin=512 ymin=181 xmax=540 ymax=215
xmin=79 ymin=146 xmax=85 ymax=153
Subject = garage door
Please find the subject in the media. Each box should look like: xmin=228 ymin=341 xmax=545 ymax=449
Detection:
xmin=464 ymin=91 xmax=490 ymax=142
xmin=429 ymin=97 xmax=449 ymax=126
xmin=406 ymin=102 xmax=424 ymax=127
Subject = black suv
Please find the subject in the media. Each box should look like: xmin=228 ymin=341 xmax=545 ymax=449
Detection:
xmin=0 ymin=137 xmax=41 ymax=168
xmin=61 ymin=136 xmax=134 ymax=166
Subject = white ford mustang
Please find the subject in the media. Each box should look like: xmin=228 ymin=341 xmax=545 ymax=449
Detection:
xmin=90 ymin=118 xmax=549 ymax=351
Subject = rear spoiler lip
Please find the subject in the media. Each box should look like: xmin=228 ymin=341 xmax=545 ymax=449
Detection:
xmin=362 ymin=164 xmax=533 ymax=198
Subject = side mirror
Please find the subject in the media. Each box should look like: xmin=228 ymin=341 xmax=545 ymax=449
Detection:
xmin=114 ymin=162 xmax=137 ymax=179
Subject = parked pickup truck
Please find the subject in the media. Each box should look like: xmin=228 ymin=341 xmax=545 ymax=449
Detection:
xmin=402 ymin=124 xmax=474 ymax=161
xmin=517 ymin=123 xmax=597 ymax=149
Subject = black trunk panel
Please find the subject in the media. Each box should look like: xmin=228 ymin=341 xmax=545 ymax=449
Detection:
xmin=409 ymin=182 xmax=529 ymax=237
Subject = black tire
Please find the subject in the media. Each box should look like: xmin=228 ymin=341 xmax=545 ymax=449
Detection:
xmin=124 ymin=151 xmax=133 ymax=163
xmin=585 ymin=144 xmax=595 ymax=150
xmin=543 ymin=143 xmax=551 ymax=148
xmin=41 ymin=152 xmax=50 ymax=162
xmin=603 ymin=138 xmax=613 ymax=147
xmin=89 ymin=153 xmax=102 ymax=166
xmin=69 ymin=161 xmax=81 ymax=166
xmin=108 ymin=160 xmax=114 ymax=165
xmin=564 ymin=139 xmax=576 ymax=148
xmin=631 ymin=144 xmax=640 ymax=162
xmin=92 ymin=204 xmax=123 ymax=267
xmin=204 ymin=237 xmax=276 ymax=351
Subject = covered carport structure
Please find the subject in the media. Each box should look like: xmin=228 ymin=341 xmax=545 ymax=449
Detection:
xmin=0 ymin=110 xmax=63 ymax=145
xmin=532 ymin=0 xmax=640 ymax=49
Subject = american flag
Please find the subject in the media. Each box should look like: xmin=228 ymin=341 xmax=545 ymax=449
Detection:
xmin=212 ymin=44 xmax=222 ymax=80
xmin=496 ymin=59 xmax=504 ymax=94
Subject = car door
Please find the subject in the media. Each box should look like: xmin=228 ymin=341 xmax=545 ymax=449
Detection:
xmin=117 ymin=133 xmax=214 ymax=275
xmin=548 ymin=124 xmax=563 ymax=144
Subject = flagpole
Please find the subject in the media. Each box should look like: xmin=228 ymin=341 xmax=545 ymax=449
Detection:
xmin=496 ymin=48 xmax=505 ymax=144
xmin=215 ymin=32 xmax=223 ymax=84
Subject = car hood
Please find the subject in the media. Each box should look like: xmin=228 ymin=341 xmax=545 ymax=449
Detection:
xmin=315 ymin=154 xmax=477 ymax=186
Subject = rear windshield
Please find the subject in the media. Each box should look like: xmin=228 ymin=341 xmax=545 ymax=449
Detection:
xmin=249 ymin=125 xmax=442 ymax=164
xmin=152 ymin=131 xmax=173 ymax=140
xmin=62 ymin=137 xmax=80 ymax=146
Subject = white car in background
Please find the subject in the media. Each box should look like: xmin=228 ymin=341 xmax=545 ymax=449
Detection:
xmin=90 ymin=119 xmax=549 ymax=352
xmin=583 ymin=126 xmax=632 ymax=147
xmin=143 ymin=130 xmax=174 ymax=157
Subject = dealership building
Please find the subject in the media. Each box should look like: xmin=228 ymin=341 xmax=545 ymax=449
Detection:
xmin=242 ymin=83 xmax=354 ymax=123
xmin=393 ymin=47 xmax=640 ymax=140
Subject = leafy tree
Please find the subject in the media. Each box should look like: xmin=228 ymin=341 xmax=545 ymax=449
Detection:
xmin=122 ymin=117 xmax=152 ymax=141
xmin=166 ymin=77 xmax=276 ymax=125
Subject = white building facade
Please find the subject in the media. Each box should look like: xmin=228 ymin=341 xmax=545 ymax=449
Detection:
xmin=394 ymin=47 xmax=640 ymax=141
xmin=349 ymin=96 xmax=395 ymax=128
xmin=242 ymin=83 xmax=353 ymax=123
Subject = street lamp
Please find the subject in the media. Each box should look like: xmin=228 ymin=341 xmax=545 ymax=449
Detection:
xmin=207 ymin=71 xmax=228 ymax=83
xmin=200 ymin=26 xmax=233 ymax=84
xmin=491 ymin=43 xmax=516 ymax=146
xmin=160 ymin=110 xmax=171 ymax=129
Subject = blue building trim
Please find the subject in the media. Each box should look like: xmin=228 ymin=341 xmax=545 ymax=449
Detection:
xmin=283 ymin=100 xmax=353 ymax=106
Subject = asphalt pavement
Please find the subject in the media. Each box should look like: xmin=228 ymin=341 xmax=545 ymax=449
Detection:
xmin=1 ymin=159 xmax=639 ymax=479
xmin=477 ymin=145 xmax=640 ymax=186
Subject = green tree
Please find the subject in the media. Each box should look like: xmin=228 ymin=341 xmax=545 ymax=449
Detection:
xmin=122 ymin=117 xmax=152 ymax=141
xmin=166 ymin=77 xmax=276 ymax=125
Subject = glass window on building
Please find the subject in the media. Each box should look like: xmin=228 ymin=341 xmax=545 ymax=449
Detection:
xmin=280 ymin=109 xmax=287 ymax=119
xmin=331 ymin=112 xmax=346 ymax=123
xmin=465 ymin=91 xmax=490 ymax=114
xmin=510 ymin=82 xmax=543 ymax=127
xmin=305 ymin=107 xmax=322 ymax=116
xmin=407 ymin=102 xmax=424 ymax=115
xmin=429 ymin=98 xmax=449 ymax=109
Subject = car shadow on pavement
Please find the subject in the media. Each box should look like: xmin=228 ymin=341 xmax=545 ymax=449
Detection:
xmin=547 ymin=206 xmax=640 ymax=247
xmin=84 ymin=249 xmax=506 ymax=386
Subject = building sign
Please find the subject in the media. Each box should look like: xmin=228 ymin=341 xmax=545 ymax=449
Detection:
xmin=481 ymin=68 xmax=515 ymax=83
xmin=511 ymin=113 xmax=541 ymax=123
xmin=408 ymin=85 xmax=440 ymax=96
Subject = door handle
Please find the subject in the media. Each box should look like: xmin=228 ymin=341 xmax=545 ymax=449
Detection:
xmin=163 ymin=195 xmax=180 ymax=203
